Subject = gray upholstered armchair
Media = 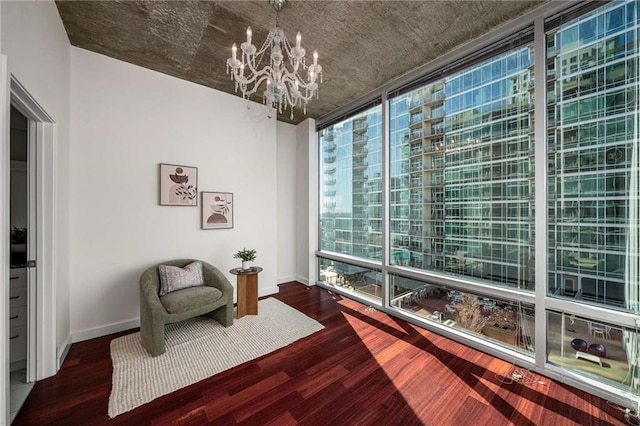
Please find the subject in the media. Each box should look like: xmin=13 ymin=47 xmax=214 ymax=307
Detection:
xmin=139 ymin=259 xmax=234 ymax=356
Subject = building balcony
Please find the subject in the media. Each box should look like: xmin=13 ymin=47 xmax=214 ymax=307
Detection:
xmin=323 ymin=142 xmax=336 ymax=152
xmin=324 ymin=178 xmax=336 ymax=186
xmin=354 ymin=147 xmax=368 ymax=157
xmin=423 ymin=248 xmax=445 ymax=256
xmin=430 ymin=90 xmax=445 ymax=103
xmin=409 ymin=97 xmax=425 ymax=111
xmin=324 ymin=190 xmax=336 ymax=197
xmin=325 ymin=167 xmax=336 ymax=174
xmin=324 ymin=154 xmax=336 ymax=164
xmin=409 ymin=132 xmax=423 ymax=142
xmin=353 ymin=134 xmax=368 ymax=146
xmin=409 ymin=114 xmax=424 ymax=125
xmin=323 ymin=129 xmax=335 ymax=141
xmin=353 ymin=122 xmax=368 ymax=134
xmin=353 ymin=162 xmax=368 ymax=170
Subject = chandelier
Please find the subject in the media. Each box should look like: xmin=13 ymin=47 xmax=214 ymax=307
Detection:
xmin=226 ymin=0 xmax=323 ymax=120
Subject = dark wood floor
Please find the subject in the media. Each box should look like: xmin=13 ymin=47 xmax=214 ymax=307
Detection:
xmin=14 ymin=282 xmax=629 ymax=425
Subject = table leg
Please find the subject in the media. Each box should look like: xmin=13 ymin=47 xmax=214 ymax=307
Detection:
xmin=237 ymin=274 xmax=259 ymax=318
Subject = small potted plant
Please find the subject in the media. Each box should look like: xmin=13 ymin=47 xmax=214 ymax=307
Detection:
xmin=234 ymin=248 xmax=257 ymax=270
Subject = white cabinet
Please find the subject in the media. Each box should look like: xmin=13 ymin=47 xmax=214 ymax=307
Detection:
xmin=9 ymin=268 xmax=27 ymax=365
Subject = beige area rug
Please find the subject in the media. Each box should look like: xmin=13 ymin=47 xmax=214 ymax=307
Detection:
xmin=108 ymin=297 xmax=324 ymax=418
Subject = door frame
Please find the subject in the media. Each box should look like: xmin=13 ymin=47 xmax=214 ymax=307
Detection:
xmin=8 ymin=75 xmax=57 ymax=383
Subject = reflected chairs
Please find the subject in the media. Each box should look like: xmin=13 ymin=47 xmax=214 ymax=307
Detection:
xmin=570 ymin=338 xmax=588 ymax=352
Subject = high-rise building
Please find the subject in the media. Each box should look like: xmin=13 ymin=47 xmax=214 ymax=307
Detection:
xmin=546 ymin=1 xmax=636 ymax=308
xmin=319 ymin=108 xmax=382 ymax=261
xmin=389 ymin=46 xmax=536 ymax=290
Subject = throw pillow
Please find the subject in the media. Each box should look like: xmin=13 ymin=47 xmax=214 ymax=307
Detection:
xmin=158 ymin=261 xmax=204 ymax=296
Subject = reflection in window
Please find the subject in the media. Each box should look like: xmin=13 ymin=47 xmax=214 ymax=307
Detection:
xmin=319 ymin=258 xmax=382 ymax=301
xmin=547 ymin=311 xmax=638 ymax=395
xmin=389 ymin=43 xmax=535 ymax=290
xmin=547 ymin=0 xmax=640 ymax=312
xmin=319 ymin=107 xmax=383 ymax=261
xmin=389 ymin=274 xmax=535 ymax=354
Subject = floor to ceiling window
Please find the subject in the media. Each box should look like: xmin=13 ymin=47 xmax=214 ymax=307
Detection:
xmin=316 ymin=0 xmax=639 ymax=406
xmin=319 ymin=106 xmax=383 ymax=301
xmin=545 ymin=0 xmax=640 ymax=397
xmin=389 ymin=44 xmax=535 ymax=291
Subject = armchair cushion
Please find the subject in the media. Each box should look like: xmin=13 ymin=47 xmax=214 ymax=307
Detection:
xmin=160 ymin=286 xmax=223 ymax=314
xmin=158 ymin=261 xmax=204 ymax=296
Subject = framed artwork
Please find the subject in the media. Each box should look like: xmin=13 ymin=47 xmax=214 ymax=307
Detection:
xmin=201 ymin=192 xmax=234 ymax=229
xmin=159 ymin=163 xmax=198 ymax=206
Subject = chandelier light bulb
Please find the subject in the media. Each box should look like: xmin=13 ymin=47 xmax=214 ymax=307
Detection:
xmin=313 ymin=50 xmax=318 ymax=66
xmin=232 ymin=43 xmax=237 ymax=60
xmin=296 ymin=32 xmax=301 ymax=48
xmin=246 ymin=27 xmax=252 ymax=44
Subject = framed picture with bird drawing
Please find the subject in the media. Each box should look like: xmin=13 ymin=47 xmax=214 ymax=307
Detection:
xmin=159 ymin=163 xmax=198 ymax=206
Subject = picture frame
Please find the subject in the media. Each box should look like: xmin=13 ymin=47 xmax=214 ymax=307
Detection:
xmin=201 ymin=192 xmax=234 ymax=229
xmin=159 ymin=163 xmax=198 ymax=206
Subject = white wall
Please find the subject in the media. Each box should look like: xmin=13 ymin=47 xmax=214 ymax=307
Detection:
xmin=276 ymin=122 xmax=297 ymax=283
xmin=1 ymin=0 xmax=71 ymax=368
xmin=70 ymin=47 xmax=280 ymax=340
xmin=295 ymin=118 xmax=316 ymax=284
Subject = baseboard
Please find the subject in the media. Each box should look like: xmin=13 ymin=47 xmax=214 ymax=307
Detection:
xmin=71 ymin=318 xmax=140 ymax=344
xmin=295 ymin=275 xmax=311 ymax=286
xmin=259 ymin=285 xmax=279 ymax=298
xmin=10 ymin=359 xmax=26 ymax=373
xmin=57 ymin=334 xmax=72 ymax=369
xmin=277 ymin=275 xmax=295 ymax=284
xmin=71 ymin=288 xmax=281 ymax=343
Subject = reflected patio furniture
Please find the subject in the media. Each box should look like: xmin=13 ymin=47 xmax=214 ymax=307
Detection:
xmin=321 ymin=270 xmax=338 ymax=285
xmin=588 ymin=343 xmax=606 ymax=358
xmin=588 ymin=322 xmax=611 ymax=339
xmin=576 ymin=350 xmax=603 ymax=366
xmin=570 ymin=338 xmax=588 ymax=352
xmin=574 ymin=289 xmax=583 ymax=300
xmin=569 ymin=257 xmax=601 ymax=269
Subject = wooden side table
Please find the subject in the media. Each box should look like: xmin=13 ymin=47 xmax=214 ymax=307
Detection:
xmin=229 ymin=267 xmax=263 ymax=319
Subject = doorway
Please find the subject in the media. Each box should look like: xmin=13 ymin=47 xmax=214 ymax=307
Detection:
xmin=4 ymin=76 xmax=58 ymax=424
xmin=8 ymin=106 xmax=34 ymax=420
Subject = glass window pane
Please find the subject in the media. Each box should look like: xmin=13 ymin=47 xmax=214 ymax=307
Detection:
xmin=319 ymin=106 xmax=383 ymax=261
xmin=389 ymin=44 xmax=534 ymax=291
xmin=389 ymin=274 xmax=535 ymax=355
xmin=318 ymin=258 xmax=382 ymax=301
xmin=547 ymin=0 xmax=640 ymax=312
xmin=547 ymin=311 xmax=637 ymax=395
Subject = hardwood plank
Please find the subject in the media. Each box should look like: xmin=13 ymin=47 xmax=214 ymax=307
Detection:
xmin=13 ymin=282 xmax=629 ymax=425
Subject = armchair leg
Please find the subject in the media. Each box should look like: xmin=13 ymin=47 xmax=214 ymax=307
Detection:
xmin=212 ymin=304 xmax=233 ymax=327
xmin=141 ymin=318 xmax=166 ymax=357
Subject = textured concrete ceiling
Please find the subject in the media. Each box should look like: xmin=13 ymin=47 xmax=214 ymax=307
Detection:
xmin=56 ymin=0 xmax=544 ymax=124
